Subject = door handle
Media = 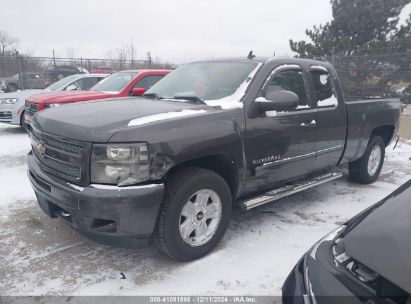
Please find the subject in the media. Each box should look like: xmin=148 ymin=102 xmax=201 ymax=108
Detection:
xmin=300 ymin=120 xmax=317 ymax=128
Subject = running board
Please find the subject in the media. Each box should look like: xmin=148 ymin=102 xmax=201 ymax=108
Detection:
xmin=239 ymin=171 xmax=343 ymax=211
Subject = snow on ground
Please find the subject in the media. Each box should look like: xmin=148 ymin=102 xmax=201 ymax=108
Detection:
xmin=0 ymin=123 xmax=410 ymax=297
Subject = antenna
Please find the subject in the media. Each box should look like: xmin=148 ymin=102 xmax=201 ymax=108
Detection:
xmin=247 ymin=51 xmax=256 ymax=60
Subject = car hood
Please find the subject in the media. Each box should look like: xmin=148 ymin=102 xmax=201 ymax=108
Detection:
xmin=32 ymin=97 xmax=214 ymax=142
xmin=343 ymin=180 xmax=411 ymax=293
xmin=26 ymin=90 xmax=115 ymax=104
xmin=0 ymin=89 xmax=44 ymax=99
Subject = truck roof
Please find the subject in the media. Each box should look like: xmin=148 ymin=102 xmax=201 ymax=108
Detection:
xmin=117 ymin=69 xmax=174 ymax=73
xmin=190 ymin=56 xmax=332 ymax=67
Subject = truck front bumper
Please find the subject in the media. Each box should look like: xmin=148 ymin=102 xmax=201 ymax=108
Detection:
xmin=27 ymin=151 xmax=164 ymax=248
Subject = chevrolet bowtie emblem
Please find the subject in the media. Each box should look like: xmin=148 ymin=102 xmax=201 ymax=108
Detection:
xmin=36 ymin=143 xmax=46 ymax=156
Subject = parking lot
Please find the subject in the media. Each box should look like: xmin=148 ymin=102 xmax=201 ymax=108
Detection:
xmin=0 ymin=123 xmax=410 ymax=296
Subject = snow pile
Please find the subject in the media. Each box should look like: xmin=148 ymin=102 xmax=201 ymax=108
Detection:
xmin=398 ymin=2 xmax=411 ymax=28
xmin=318 ymin=95 xmax=338 ymax=107
xmin=128 ymin=109 xmax=207 ymax=127
xmin=0 ymin=123 xmax=410 ymax=296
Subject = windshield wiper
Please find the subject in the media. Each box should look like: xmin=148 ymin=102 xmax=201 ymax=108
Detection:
xmin=143 ymin=92 xmax=161 ymax=99
xmin=172 ymin=95 xmax=206 ymax=104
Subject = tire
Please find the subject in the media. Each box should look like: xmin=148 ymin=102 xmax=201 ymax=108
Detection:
xmin=349 ymin=136 xmax=385 ymax=184
xmin=157 ymin=167 xmax=232 ymax=261
xmin=20 ymin=112 xmax=29 ymax=132
xmin=5 ymin=83 xmax=18 ymax=92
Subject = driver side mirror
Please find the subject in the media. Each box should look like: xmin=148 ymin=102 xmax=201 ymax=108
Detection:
xmin=256 ymin=90 xmax=299 ymax=112
xmin=131 ymin=87 xmax=146 ymax=96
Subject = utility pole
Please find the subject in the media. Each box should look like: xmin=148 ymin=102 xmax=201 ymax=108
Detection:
xmin=147 ymin=51 xmax=152 ymax=68
xmin=16 ymin=51 xmax=24 ymax=90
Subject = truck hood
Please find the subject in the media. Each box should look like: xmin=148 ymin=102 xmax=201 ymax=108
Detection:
xmin=26 ymin=90 xmax=115 ymax=105
xmin=33 ymin=97 xmax=214 ymax=142
xmin=343 ymin=180 xmax=411 ymax=293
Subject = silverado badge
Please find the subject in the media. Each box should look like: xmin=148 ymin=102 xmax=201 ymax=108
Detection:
xmin=36 ymin=143 xmax=46 ymax=156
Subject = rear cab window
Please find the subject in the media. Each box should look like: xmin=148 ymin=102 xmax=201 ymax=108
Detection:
xmin=310 ymin=66 xmax=339 ymax=108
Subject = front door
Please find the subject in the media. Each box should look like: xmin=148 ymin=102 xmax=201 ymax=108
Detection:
xmin=243 ymin=64 xmax=319 ymax=194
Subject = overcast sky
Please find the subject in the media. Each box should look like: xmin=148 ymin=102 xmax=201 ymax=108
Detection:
xmin=0 ymin=0 xmax=409 ymax=63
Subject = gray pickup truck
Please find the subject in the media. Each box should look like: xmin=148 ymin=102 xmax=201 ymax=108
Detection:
xmin=27 ymin=57 xmax=400 ymax=261
xmin=0 ymin=72 xmax=45 ymax=92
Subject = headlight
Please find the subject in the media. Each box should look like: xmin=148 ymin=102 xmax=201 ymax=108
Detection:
xmin=44 ymin=103 xmax=62 ymax=108
xmin=91 ymin=143 xmax=150 ymax=186
xmin=0 ymin=98 xmax=19 ymax=104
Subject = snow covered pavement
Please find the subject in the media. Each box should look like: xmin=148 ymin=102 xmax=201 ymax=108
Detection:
xmin=0 ymin=123 xmax=410 ymax=296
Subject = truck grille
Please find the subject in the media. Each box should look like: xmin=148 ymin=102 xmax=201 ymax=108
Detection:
xmin=25 ymin=102 xmax=39 ymax=116
xmin=36 ymin=131 xmax=83 ymax=154
xmin=31 ymin=128 xmax=90 ymax=184
xmin=0 ymin=111 xmax=12 ymax=120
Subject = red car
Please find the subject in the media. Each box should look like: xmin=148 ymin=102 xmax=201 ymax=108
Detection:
xmin=25 ymin=69 xmax=171 ymax=125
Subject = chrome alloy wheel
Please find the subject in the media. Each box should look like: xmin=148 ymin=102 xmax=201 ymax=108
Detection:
xmin=179 ymin=189 xmax=222 ymax=247
xmin=367 ymin=145 xmax=382 ymax=176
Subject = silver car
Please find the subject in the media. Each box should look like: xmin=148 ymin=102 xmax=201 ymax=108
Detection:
xmin=0 ymin=73 xmax=108 ymax=127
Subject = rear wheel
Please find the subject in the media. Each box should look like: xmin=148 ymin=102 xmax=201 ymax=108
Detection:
xmin=5 ymin=83 xmax=18 ymax=92
xmin=349 ymin=136 xmax=385 ymax=184
xmin=156 ymin=167 xmax=232 ymax=261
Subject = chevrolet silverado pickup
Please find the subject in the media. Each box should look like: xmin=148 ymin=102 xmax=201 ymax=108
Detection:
xmin=27 ymin=57 xmax=401 ymax=261
xmin=24 ymin=69 xmax=171 ymax=126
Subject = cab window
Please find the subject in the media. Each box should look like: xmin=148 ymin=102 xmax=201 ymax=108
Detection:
xmin=262 ymin=69 xmax=310 ymax=109
xmin=310 ymin=67 xmax=338 ymax=107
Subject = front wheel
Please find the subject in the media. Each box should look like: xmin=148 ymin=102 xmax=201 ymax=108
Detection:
xmin=156 ymin=167 xmax=232 ymax=261
xmin=20 ymin=111 xmax=29 ymax=132
xmin=349 ymin=136 xmax=385 ymax=184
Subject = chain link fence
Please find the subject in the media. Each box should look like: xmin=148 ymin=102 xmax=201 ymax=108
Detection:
xmin=0 ymin=53 xmax=175 ymax=91
xmin=1 ymin=49 xmax=410 ymax=105
xmin=325 ymin=49 xmax=411 ymax=104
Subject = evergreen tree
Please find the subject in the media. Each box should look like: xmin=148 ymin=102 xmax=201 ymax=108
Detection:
xmin=290 ymin=0 xmax=410 ymax=57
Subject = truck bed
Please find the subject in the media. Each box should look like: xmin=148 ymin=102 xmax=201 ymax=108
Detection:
xmin=342 ymin=98 xmax=401 ymax=163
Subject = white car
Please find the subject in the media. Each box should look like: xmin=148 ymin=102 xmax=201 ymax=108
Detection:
xmin=0 ymin=73 xmax=108 ymax=127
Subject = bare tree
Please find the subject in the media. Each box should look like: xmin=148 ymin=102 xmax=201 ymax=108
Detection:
xmin=106 ymin=47 xmax=128 ymax=71
xmin=0 ymin=31 xmax=18 ymax=55
xmin=66 ymin=47 xmax=76 ymax=65
xmin=126 ymin=39 xmax=137 ymax=69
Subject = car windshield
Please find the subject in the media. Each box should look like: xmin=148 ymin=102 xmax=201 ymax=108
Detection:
xmin=91 ymin=71 xmax=137 ymax=92
xmin=145 ymin=61 xmax=259 ymax=105
xmin=45 ymin=75 xmax=79 ymax=91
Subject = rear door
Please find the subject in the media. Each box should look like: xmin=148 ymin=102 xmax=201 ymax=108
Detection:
xmin=243 ymin=64 xmax=319 ymax=194
xmin=308 ymin=65 xmax=347 ymax=170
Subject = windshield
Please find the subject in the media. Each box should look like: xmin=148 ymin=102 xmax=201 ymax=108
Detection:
xmin=145 ymin=61 xmax=259 ymax=105
xmin=45 ymin=75 xmax=79 ymax=91
xmin=91 ymin=71 xmax=137 ymax=92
